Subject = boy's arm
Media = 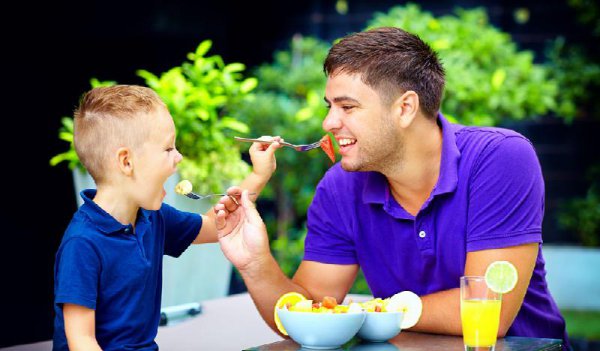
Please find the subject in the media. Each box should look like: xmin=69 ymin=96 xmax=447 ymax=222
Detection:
xmin=193 ymin=139 xmax=282 ymax=244
xmin=63 ymin=303 xmax=103 ymax=351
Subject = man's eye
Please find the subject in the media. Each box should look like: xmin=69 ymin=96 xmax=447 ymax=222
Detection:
xmin=342 ymin=105 xmax=355 ymax=111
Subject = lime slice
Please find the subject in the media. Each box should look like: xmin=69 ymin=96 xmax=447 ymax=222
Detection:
xmin=485 ymin=260 xmax=518 ymax=294
xmin=385 ymin=291 xmax=422 ymax=329
xmin=274 ymin=292 xmax=306 ymax=335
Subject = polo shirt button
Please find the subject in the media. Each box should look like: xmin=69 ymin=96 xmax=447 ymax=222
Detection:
xmin=418 ymin=230 xmax=426 ymax=238
xmin=124 ymin=227 xmax=131 ymax=234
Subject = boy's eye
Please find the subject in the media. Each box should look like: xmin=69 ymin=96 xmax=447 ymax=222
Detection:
xmin=166 ymin=148 xmax=174 ymax=152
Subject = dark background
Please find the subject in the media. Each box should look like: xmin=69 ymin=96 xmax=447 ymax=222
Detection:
xmin=2 ymin=0 xmax=597 ymax=347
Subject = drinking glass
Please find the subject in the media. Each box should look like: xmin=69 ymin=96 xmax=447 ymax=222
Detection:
xmin=460 ymin=276 xmax=502 ymax=351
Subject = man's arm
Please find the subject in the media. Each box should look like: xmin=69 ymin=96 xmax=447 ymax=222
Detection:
xmin=63 ymin=303 xmax=103 ymax=351
xmin=215 ymin=191 xmax=359 ymax=335
xmin=410 ymin=242 xmax=538 ymax=336
xmin=240 ymin=259 xmax=359 ymax=334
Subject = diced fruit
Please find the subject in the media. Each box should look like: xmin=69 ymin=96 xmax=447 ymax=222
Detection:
xmin=289 ymin=299 xmax=313 ymax=312
xmin=175 ymin=179 xmax=193 ymax=195
xmin=274 ymin=292 xmax=307 ymax=335
xmin=348 ymin=302 xmax=363 ymax=313
xmin=485 ymin=260 xmax=518 ymax=294
xmin=320 ymin=134 xmax=336 ymax=163
xmin=334 ymin=305 xmax=349 ymax=313
xmin=386 ymin=291 xmax=423 ymax=329
xmin=322 ymin=296 xmax=338 ymax=309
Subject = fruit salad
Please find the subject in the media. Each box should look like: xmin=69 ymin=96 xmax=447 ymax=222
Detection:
xmin=360 ymin=291 xmax=423 ymax=329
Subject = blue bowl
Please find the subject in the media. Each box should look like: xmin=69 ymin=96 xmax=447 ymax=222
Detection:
xmin=356 ymin=312 xmax=403 ymax=342
xmin=277 ymin=308 xmax=366 ymax=349
xmin=350 ymin=341 xmax=400 ymax=350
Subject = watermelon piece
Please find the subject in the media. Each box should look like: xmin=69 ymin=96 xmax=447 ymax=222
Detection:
xmin=320 ymin=134 xmax=336 ymax=163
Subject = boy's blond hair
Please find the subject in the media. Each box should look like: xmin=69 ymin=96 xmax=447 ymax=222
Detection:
xmin=74 ymin=85 xmax=167 ymax=184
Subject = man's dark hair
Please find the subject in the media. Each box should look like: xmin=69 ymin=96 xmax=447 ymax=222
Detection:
xmin=324 ymin=27 xmax=445 ymax=118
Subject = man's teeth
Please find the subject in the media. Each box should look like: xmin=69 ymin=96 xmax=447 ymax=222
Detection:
xmin=338 ymin=138 xmax=356 ymax=146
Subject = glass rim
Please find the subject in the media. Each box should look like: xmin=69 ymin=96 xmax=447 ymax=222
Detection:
xmin=460 ymin=275 xmax=485 ymax=281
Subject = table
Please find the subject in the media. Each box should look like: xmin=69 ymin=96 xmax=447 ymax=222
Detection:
xmin=247 ymin=332 xmax=563 ymax=350
xmin=0 ymin=293 xmax=282 ymax=351
xmin=1 ymin=293 xmax=562 ymax=351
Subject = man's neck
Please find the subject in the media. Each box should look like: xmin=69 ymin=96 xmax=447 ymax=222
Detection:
xmin=384 ymin=117 xmax=443 ymax=216
xmin=93 ymin=185 xmax=138 ymax=227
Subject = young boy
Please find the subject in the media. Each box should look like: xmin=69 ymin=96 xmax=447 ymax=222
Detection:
xmin=53 ymin=85 xmax=280 ymax=350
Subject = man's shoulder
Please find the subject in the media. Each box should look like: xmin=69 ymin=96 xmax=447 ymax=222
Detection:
xmin=454 ymin=124 xmax=533 ymax=155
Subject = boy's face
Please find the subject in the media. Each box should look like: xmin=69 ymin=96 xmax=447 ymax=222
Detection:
xmin=131 ymin=108 xmax=182 ymax=210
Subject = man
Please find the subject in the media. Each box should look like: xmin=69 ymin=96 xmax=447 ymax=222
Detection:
xmin=215 ymin=27 xmax=569 ymax=347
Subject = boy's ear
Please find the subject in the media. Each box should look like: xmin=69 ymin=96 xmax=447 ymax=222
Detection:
xmin=116 ymin=147 xmax=134 ymax=176
xmin=391 ymin=90 xmax=419 ymax=129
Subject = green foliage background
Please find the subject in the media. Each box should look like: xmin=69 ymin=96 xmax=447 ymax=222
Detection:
xmin=51 ymin=41 xmax=255 ymax=195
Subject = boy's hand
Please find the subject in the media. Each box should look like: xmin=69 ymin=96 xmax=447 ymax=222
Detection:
xmin=215 ymin=190 xmax=270 ymax=271
xmin=249 ymin=136 xmax=283 ymax=180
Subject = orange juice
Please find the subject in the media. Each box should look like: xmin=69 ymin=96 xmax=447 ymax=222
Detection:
xmin=461 ymin=299 xmax=501 ymax=347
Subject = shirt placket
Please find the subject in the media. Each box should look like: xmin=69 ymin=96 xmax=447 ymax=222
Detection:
xmin=414 ymin=213 xmax=433 ymax=254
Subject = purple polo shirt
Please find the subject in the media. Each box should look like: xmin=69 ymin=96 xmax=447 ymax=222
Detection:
xmin=305 ymin=113 xmax=568 ymax=346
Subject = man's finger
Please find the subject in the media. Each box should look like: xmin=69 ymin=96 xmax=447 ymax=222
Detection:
xmin=215 ymin=209 xmax=227 ymax=231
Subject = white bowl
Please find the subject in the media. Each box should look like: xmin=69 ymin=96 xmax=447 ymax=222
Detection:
xmin=277 ymin=308 xmax=366 ymax=349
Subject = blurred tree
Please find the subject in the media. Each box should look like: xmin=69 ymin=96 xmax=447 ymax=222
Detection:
xmin=233 ymin=35 xmax=332 ymax=275
xmin=368 ymin=4 xmax=558 ymax=126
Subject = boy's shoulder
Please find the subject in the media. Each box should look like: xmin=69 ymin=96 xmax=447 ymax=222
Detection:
xmin=61 ymin=206 xmax=102 ymax=243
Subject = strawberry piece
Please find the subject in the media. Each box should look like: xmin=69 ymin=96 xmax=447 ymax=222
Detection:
xmin=320 ymin=134 xmax=336 ymax=163
xmin=322 ymin=296 xmax=338 ymax=309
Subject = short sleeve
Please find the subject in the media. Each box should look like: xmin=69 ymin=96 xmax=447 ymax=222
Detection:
xmin=467 ymin=136 xmax=544 ymax=251
xmin=305 ymin=173 xmax=357 ymax=264
xmin=54 ymin=238 xmax=101 ymax=309
xmin=161 ymin=203 xmax=203 ymax=257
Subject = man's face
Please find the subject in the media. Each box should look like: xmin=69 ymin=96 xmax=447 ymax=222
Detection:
xmin=323 ymin=72 xmax=402 ymax=172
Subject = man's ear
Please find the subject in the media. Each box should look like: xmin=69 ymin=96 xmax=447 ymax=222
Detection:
xmin=116 ymin=147 xmax=133 ymax=176
xmin=391 ymin=90 xmax=419 ymax=129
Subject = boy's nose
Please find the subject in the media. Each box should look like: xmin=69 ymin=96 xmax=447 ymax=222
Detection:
xmin=175 ymin=149 xmax=183 ymax=163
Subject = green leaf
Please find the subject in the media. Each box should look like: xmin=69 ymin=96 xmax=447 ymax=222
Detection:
xmin=240 ymin=78 xmax=258 ymax=93
xmin=219 ymin=117 xmax=250 ymax=133
xmin=224 ymin=63 xmax=246 ymax=73
xmin=195 ymin=40 xmax=212 ymax=57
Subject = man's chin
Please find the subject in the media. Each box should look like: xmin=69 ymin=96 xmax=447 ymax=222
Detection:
xmin=340 ymin=159 xmax=362 ymax=172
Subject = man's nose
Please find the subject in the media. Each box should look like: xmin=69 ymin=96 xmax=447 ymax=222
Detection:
xmin=322 ymin=110 xmax=342 ymax=132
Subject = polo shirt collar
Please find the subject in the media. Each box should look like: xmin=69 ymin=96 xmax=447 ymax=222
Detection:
xmin=432 ymin=112 xmax=460 ymax=196
xmin=362 ymin=112 xmax=461 ymax=204
xmin=79 ymin=189 xmax=151 ymax=235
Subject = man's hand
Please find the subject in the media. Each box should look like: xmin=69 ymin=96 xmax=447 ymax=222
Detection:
xmin=215 ymin=190 xmax=271 ymax=271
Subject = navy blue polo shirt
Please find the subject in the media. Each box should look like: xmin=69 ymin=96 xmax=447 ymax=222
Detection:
xmin=305 ymin=113 xmax=569 ymax=347
xmin=53 ymin=189 xmax=202 ymax=351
